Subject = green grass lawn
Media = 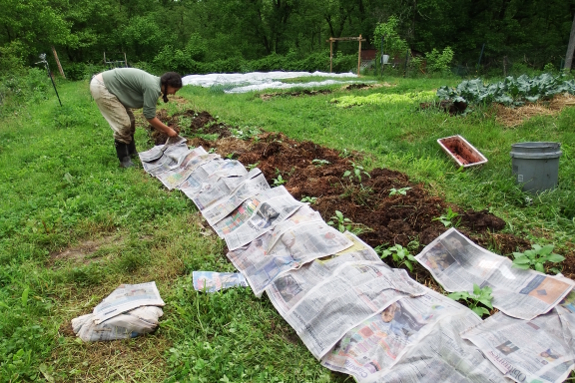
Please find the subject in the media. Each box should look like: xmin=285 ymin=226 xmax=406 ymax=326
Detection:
xmin=1 ymin=75 xmax=574 ymax=382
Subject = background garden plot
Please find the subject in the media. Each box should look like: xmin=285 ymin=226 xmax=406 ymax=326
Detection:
xmin=182 ymin=71 xmax=372 ymax=93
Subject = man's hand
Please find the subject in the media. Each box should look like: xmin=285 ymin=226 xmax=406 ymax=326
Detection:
xmin=166 ymin=126 xmax=178 ymax=137
xmin=147 ymin=117 xmax=177 ymax=137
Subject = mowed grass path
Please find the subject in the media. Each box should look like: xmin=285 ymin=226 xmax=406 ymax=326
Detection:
xmin=1 ymin=75 xmax=574 ymax=382
xmin=0 ymin=80 xmax=343 ymax=382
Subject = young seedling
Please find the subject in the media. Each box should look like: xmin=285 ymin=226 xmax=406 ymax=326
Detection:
xmin=300 ymin=196 xmax=318 ymax=204
xmin=312 ymin=159 xmax=331 ymax=167
xmin=512 ymin=244 xmax=565 ymax=273
xmin=208 ymin=147 xmax=217 ymax=154
xmin=339 ymin=148 xmax=351 ymax=158
xmin=375 ymin=244 xmax=417 ymax=272
xmin=432 ymin=207 xmax=461 ymax=228
xmin=231 ymin=126 xmax=261 ymax=140
xmin=328 ymin=210 xmax=353 ymax=233
xmin=343 ymin=162 xmax=371 ymax=184
xmin=389 ymin=187 xmax=412 ymax=196
xmin=247 ymin=162 xmax=260 ymax=171
xmin=272 ymin=174 xmax=287 ymax=186
xmin=448 ymin=284 xmax=493 ymax=318
xmin=225 ymin=152 xmax=236 ymax=159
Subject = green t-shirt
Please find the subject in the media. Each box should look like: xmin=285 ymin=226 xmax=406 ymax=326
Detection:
xmin=102 ymin=68 xmax=161 ymax=119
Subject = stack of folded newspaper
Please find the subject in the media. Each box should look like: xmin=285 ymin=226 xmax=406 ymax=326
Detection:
xmin=71 ymin=282 xmax=165 ymax=342
xmin=138 ymin=140 xmax=575 ymax=383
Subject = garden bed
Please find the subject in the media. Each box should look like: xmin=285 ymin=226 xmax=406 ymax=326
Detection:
xmin=144 ymin=109 xmax=575 ymax=286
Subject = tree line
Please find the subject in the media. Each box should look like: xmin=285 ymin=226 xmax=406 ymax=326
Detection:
xmin=1 ymin=0 xmax=575 ymax=75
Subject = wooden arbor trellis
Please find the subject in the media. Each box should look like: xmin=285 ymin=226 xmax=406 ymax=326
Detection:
xmin=327 ymin=35 xmax=366 ymax=75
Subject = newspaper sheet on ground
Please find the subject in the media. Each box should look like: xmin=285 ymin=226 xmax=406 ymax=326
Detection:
xmin=139 ymin=135 xmax=187 ymax=163
xmin=364 ymin=310 xmax=507 ymax=383
xmin=271 ymin=261 xmax=426 ymax=359
xmin=188 ymin=159 xmax=248 ymax=202
xmin=71 ymin=306 xmax=163 ymax=342
xmin=223 ymin=186 xmax=303 ymax=250
xmin=415 ymin=228 xmax=574 ymax=320
xmin=155 ymin=146 xmax=213 ymax=189
xmin=178 ymin=154 xmax=235 ymax=199
xmin=227 ymin=210 xmax=353 ymax=297
xmin=193 ymin=167 xmax=264 ymax=212
xmin=266 ymin=231 xmax=384 ymax=316
xmin=202 ymin=170 xmax=270 ymax=226
xmin=320 ymin=288 xmax=475 ymax=382
xmin=461 ymin=307 xmax=575 ymax=383
xmin=92 ymin=282 xmax=165 ymax=324
xmin=211 ymin=187 xmax=291 ymax=238
xmin=141 ymin=141 xmax=190 ymax=176
xmin=192 ymin=271 xmax=249 ymax=292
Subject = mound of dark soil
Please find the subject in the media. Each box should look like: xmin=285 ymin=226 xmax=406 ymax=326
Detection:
xmin=145 ymin=109 xmax=544 ymax=284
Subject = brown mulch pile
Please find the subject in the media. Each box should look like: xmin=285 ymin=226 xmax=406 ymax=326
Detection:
xmin=491 ymin=93 xmax=575 ymax=127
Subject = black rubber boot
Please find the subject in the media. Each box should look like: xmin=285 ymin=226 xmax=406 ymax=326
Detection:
xmin=128 ymin=135 xmax=138 ymax=158
xmin=115 ymin=140 xmax=134 ymax=168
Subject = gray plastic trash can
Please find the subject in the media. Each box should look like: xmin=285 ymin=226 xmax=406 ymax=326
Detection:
xmin=510 ymin=142 xmax=562 ymax=193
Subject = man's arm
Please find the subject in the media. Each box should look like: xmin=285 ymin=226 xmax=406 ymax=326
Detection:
xmin=147 ymin=117 xmax=177 ymax=137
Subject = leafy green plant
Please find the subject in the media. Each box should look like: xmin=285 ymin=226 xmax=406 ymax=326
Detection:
xmin=448 ymin=284 xmax=493 ymax=317
xmin=375 ymin=244 xmax=417 ymax=272
xmin=425 ymin=47 xmax=455 ymax=73
xmin=373 ymin=16 xmax=408 ymax=58
xmin=512 ymin=244 xmax=565 ymax=273
xmin=343 ymin=162 xmax=371 ymax=184
xmin=272 ymin=174 xmax=287 ymax=186
xmin=247 ymin=162 xmax=260 ymax=170
xmin=389 ymin=187 xmax=412 ymax=196
xmin=312 ymin=159 xmax=330 ymax=167
xmin=437 ymin=73 xmax=575 ymax=107
xmin=231 ymin=126 xmax=260 ymax=140
xmin=300 ymin=196 xmax=318 ymax=204
xmin=331 ymin=91 xmax=435 ymax=108
xmin=327 ymin=210 xmax=353 ymax=233
xmin=433 ymin=207 xmax=461 ymax=227
xmin=339 ymin=148 xmax=351 ymax=158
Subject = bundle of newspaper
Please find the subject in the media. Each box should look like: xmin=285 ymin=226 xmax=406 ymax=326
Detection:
xmin=71 ymin=282 xmax=165 ymax=342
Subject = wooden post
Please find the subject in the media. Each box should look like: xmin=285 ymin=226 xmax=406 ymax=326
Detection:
xmin=357 ymin=34 xmax=362 ymax=76
xmin=565 ymin=13 xmax=575 ymax=71
xmin=330 ymin=38 xmax=334 ymax=73
xmin=123 ymin=52 xmax=128 ymax=67
xmin=51 ymin=46 xmax=66 ymax=79
xmin=327 ymin=36 xmax=366 ymax=74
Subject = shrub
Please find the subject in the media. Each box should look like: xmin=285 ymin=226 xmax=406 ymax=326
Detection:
xmin=425 ymin=47 xmax=454 ymax=73
xmin=373 ymin=16 xmax=408 ymax=58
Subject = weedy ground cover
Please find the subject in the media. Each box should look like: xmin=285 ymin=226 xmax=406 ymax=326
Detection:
xmin=1 ymin=73 xmax=574 ymax=382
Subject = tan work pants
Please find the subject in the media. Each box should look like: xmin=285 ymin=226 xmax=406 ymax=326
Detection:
xmin=90 ymin=74 xmax=135 ymax=144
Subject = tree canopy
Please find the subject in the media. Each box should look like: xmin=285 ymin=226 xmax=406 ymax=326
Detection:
xmin=1 ymin=0 xmax=574 ymax=72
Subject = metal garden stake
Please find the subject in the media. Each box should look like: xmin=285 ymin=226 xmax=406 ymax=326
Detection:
xmin=36 ymin=53 xmax=62 ymax=106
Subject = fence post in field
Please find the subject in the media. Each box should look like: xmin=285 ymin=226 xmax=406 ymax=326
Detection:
xmin=564 ymin=13 xmax=575 ymax=71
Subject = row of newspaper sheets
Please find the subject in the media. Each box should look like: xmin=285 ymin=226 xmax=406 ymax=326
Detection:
xmin=139 ymin=139 xmax=575 ymax=383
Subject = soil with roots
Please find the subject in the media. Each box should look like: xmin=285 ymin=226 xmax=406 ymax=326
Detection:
xmin=144 ymin=109 xmax=575 ymax=285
